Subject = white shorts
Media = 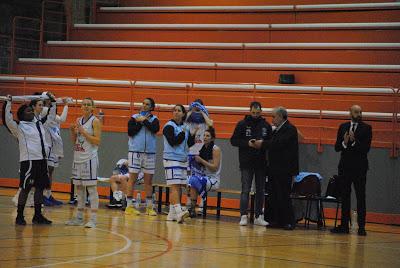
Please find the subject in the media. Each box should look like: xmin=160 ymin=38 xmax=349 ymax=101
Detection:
xmin=72 ymin=156 xmax=98 ymax=186
xmin=205 ymin=177 xmax=220 ymax=192
xmin=163 ymin=159 xmax=188 ymax=185
xmin=47 ymin=147 xmax=59 ymax=168
xmin=128 ymin=152 xmax=155 ymax=174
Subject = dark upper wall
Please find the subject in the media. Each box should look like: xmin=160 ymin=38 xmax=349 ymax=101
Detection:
xmin=0 ymin=127 xmax=399 ymax=215
xmin=0 ymin=0 xmax=43 ymax=36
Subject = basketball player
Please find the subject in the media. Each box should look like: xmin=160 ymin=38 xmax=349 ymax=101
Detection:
xmin=108 ymin=159 xmax=129 ymax=208
xmin=163 ymin=104 xmax=195 ymax=223
xmin=40 ymin=92 xmax=69 ymax=206
xmin=125 ymin=98 xmax=159 ymax=216
xmin=187 ymin=127 xmax=221 ymax=217
xmin=3 ymin=94 xmax=55 ymax=225
xmin=185 ymin=99 xmax=213 ymax=211
xmin=66 ymin=97 xmax=101 ymax=228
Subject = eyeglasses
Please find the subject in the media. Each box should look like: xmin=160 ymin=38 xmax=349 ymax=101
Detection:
xmin=82 ymin=103 xmax=93 ymax=107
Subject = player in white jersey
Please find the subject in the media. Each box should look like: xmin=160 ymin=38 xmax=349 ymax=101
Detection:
xmin=66 ymin=97 xmax=101 ymax=228
xmin=185 ymin=99 xmax=213 ymax=210
xmin=39 ymin=92 xmax=69 ymax=206
xmin=3 ymin=94 xmax=55 ymax=225
xmin=187 ymin=127 xmax=221 ymax=217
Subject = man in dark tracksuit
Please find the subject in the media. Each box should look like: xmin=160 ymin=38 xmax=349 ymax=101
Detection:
xmin=230 ymin=101 xmax=272 ymax=226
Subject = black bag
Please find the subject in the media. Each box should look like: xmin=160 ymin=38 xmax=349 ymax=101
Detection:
xmin=325 ymin=175 xmax=344 ymax=199
xmin=279 ymin=74 xmax=295 ymax=84
xmin=292 ymin=175 xmax=321 ymax=197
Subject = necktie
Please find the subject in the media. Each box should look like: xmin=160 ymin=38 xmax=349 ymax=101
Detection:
xmin=351 ymin=123 xmax=356 ymax=133
xmin=36 ymin=121 xmax=47 ymax=159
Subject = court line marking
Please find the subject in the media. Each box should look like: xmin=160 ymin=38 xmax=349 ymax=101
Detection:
xmin=28 ymin=227 xmax=132 ymax=268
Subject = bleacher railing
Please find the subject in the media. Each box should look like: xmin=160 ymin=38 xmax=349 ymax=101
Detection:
xmin=0 ymin=75 xmax=398 ymax=158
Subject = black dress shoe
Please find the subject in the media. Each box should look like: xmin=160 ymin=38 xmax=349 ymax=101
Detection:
xmin=358 ymin=228 xmax=367 ymax=236
xmin=283 ymin=224 xmax=295 ymax=230
xmin=15 ymin=215 xmax=27 ymax=226
xmin=330 ymin=225 xmax=349 ymax=234
xmin=32 ymin=214 xmax=52 ymax=225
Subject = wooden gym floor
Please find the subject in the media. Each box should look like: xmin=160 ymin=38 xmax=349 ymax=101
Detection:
xmin=0 ymin=187 xmax=399 ymax=268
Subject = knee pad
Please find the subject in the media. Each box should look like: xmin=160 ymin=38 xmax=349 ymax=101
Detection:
xmin=87 ymin=186 xmax=99 ymax=210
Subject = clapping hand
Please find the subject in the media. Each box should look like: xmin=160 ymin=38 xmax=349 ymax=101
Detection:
xmin=343 ymin=131 xmax=350 ymax=145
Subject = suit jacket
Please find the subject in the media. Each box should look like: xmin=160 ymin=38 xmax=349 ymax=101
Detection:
xmin=263 ymin=120 xmax=299 ymax=176
xmin=334 ymin=121 xmax=372 ymax=176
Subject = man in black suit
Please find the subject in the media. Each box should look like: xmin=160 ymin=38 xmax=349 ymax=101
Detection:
xmin=257 ymin=107 xmax=299 ymax=230
xmin=331 ymin=105 xmax=372 ymax=236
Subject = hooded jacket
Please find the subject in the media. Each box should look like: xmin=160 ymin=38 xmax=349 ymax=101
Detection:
xmin=230 ymin=115 xmax=272 ymax=169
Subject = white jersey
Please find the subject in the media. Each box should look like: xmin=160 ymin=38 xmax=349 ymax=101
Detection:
xmin=73 ymin=115 xmax=98 ymax=163
xmin=203 ymin=145 xmax=222 ymax=182
xmin=41 ymin=105 xmax=68 ymax=158
xmin=4 ymin=101 xmax=55 ymax=162
xmin=186 ymin=122 xmax=207 ymax=156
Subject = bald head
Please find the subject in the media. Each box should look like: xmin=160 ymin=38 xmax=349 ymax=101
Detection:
xmin=350 ymin=105 xmax=362 ymax=122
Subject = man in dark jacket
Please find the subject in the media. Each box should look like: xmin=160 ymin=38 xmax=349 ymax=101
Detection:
xmin=259 ymin=106 xmax=299 ymax=230
xmin=230 ymin=101 xmax=272 ymax=226
xmin=331 ymin=105 xmax=372 ymax=236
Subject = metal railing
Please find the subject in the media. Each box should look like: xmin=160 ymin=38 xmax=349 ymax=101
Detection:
xmin=0 ymin=74 xmax=398 ymax=158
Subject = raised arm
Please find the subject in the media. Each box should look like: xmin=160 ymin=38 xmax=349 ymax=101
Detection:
xmin=3 ymin=98 xmax=19 ymax=137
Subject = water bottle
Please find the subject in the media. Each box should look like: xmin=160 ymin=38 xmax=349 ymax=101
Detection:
xmin=98 ymin=109 xmax=105 ymax=124
xmin=351 ymin=210 xmax=358 ymax=230
xmin=135 ymin=192 xmax=141 ymax=209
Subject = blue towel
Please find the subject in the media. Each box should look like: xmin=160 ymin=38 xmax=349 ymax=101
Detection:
xmin=295 ymin=172 xmax=323 ymax=183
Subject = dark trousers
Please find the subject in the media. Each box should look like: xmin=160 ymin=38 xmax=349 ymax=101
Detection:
xmin=269 ymin=173 xmax=294 ymax=225
xmin=240 ymin=168 xmax=265 ymax=217
xmin=340 ymin=173 xmax=367 ymax=228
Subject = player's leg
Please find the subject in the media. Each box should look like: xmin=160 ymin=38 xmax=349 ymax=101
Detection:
xmin=32 ymin=160 xmax=52 ymax=224
xmin=85 ymin=185 xmax=99 ymax=228
xmin=125 ymin=152 xmax=141 ymax=215
xmin=143 ymin=153 xmax=156 ymax=216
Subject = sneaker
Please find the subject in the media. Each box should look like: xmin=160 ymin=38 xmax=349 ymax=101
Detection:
xmin=146 ymin=207 xmax=157 ymax=216
xmin=15 ymin=215 xmax=26 ymax=225
xmin=68 ymin=197 xmax=77 ymax=205
xmin=32 ymin=214 xmax=52 ymax=225
xmin=239 ymin=215 xmax=248 ymax=226
xmin=84 ymin=220 xmax=96 ymax=228
xmin=176 ymin=210 xmax=190 ymax=224
xmin=166 ymin=211 xmax=177 ymax=221
xmin=43 ymin=196 xmax=54 ymax=207
xmin=125 ymin=206 xmax=141 ymax=216
xmin=48 ymin=196 xmax=63 ymax=206
xmin=65 ymin=217 xmax=84 ymax=226
xmin=254 ymin=215 xmax=269 ymax=227
xmin=107 ymin=198 xmax=118 ymax=208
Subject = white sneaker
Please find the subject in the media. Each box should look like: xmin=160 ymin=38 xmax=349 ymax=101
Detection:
xmin=254 ymin=215 xmax=269 ymax=226
xmin=166 ymin=212 xmax=177 ymax=221
xmin=239 ymin=215 xmax=248 ymax=226
xmin=65 ymin=218 xmax=84 ymax=226
xmin=176 ymin=210 xmax=190 ymax=224
xmin=84 ymin=220 xmax=96 ymax=228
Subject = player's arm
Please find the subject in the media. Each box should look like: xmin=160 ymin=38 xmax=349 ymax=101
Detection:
xmin=196 ymin=147 xmax=221 ymax=172
xmin=201 ymin=111 xmax=213 ymax=127
xmin=3 ymin=97 xmax=19 ymax=137
xmin=80 ymin=118 xmax=101 ymax=146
